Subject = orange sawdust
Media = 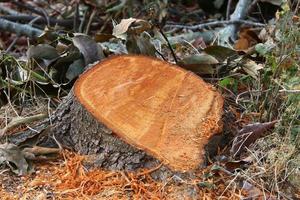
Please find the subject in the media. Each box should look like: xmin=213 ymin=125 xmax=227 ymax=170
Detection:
xmin=25 ymin=151 xmax=166 ymax=199
xmin=0 ymin=150 xmax=248 ymax=199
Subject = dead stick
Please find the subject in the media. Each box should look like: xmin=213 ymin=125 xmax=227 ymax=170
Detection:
xmin=226 ymin=0 xmax=233 ymax=20
xmin=0 ymin=113 xmax=48 ymax=137
xmin=137 ymin=163 xmax=163 ymax=176
xmin=218 ymin=0 xmax=252 ymax=46
xmin=165 ymin=20 xmax=265 ymax=30
xmin=0 ymin=18 xmax=43 ymax=38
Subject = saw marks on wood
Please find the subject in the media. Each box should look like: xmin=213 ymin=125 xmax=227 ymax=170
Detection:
xmin=74 ymin=55 xmax=223 ymax=171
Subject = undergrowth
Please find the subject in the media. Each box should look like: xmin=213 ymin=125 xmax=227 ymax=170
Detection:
xmin=234 ymin=11 xmax=300 ymax=198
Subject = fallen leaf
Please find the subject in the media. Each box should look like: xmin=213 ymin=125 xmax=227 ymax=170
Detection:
xmin=126 ymin=32 xmax=157 ymax=56
xmin=112 ymin=18 xmax=151 ymax=40
xmin=72 ymin=34 xmax=105 ymax=66
xmin=242 ymin=181 xmax=276 ymax=200
xmin=242 ymin=59 xmax=264 ymax=79
xmin=224 ymin=159 xmax=251 ymax=172
xmin=178 ymin=54 xmax=219 ymax=74
xmin=66 ymin=59 xmax=85 ymax=81
xmin=94 ymin=33 xmax=116 ymax=42
xmin=204 ymin=45 xmax=237 ymax=62
xmin=231 ymin=120 xmax=278 ymax=157
xmin=192 ymin=37 xmax=207 ymax=50
xmin=234 ymin=28 xmax=261 ymax=51
xmin=113 ymin=18 xmax=137 ymax=39
xmin=27 ymin=44 xmax=59 ymax=60
xmin=0 ymin=143 xmax=33 ymax=175
xmin=255 ymin=41 xmax=276 ymax=56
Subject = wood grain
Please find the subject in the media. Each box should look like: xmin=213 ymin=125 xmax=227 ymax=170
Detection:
xmin=74 ymin=55 xmax=223 ymax=171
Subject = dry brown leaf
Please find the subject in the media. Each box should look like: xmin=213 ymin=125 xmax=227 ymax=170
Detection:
xmin=234 ymin=28 xmax=261 ymax=51
xmin=112 ymin=18 xmax=151 ymax=40
xmin=231 ymin=120 xmax=278 ymax=157
xmin=242 ymin=59 xmax=264 ymax=79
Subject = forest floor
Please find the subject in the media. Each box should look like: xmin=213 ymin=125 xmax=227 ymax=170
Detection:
xmin=0 ymin=0 xmax=299 ymax=199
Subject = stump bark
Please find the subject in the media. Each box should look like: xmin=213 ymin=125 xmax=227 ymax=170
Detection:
xmin=44 ymin=91 xmax=160 ymax=171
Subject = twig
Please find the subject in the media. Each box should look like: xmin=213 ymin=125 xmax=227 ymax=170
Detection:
xmin=294 ymin=0 xmax=300 ymax=14
xmin=79 ymin=8 xmax=89 ymax=33
xmin=74 ymin=2 xmax=79 ymax=32
xmin=278 ymin=89 xmax=300 ymax=93
xmin=5 ymin=15 xmax=45 ymax=53
xmin=22 ymin=146 xmax=60 ymax=156
xmin=85 ymin=8 xmax=97 ymax=35
xmin=165 ymin=20 xmax=265 ymax=30
xmin=137 ymin=163 xmax=163 ymax=176
xmin=248 ymin=0 xmax=260 ymax=14
xmin=0 ymin=18 xmax=43 ymax=38
xmin=167 ymin=30 xmax=215 ymax=44
xmin=5 ymin=37 xmax=18 ymax=53
xmin=158 ymin=27 xmax=178 ymax=63
xmin=226 ymin=0 xmax=233 ymax=20
xmin=0 ymin=113 xmax=48 ymax=137
xmin=39 ymin=8 xmax=50 ymax=27
xmin=155 ymin=49 xmax=167 ymax=61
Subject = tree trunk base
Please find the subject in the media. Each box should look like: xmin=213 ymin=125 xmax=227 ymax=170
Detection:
xmin=4 ymin=89 xmax=234 ymax=177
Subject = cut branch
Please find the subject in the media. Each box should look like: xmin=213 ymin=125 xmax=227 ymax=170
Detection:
xmin=0 ymin=18 xmax=43 ymax=38
xmin=165 ymin=20 xmax=265 ymax=30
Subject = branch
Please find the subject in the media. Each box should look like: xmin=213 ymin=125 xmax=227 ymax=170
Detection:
xmin=0 ymin=113 xmax=48 ymax=138
xmin=165 ymin=20 xmax=265 ymax=30
xmin=0 ymin=18 xmax=43 ymax=38
xmin=226 ymin=0 xmax=233 ymax=20
xmin=168 ymin=30 xmax=216 ymax=44
xmin=218 ymin=0 xmax=252 ymax=46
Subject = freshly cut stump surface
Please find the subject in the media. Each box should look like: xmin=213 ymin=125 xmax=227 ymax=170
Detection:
xmin=74 ymin=55 xmax=223 ymax=171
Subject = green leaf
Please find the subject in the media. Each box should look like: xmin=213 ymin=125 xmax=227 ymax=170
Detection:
xmin=219 ymin=77 xmax=235 ymax=88
xmin=197 ymin=182 xmax=215 ymax=189
xmin=255 ymin=42 xmax=276 ymax=56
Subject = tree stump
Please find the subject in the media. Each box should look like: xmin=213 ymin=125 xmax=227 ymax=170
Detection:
xmin=6 ymin=55 xmax=224 ymax=173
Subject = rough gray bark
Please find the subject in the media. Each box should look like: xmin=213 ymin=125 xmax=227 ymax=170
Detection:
xmin=42 ymin=91 xmax=164 ymax=171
